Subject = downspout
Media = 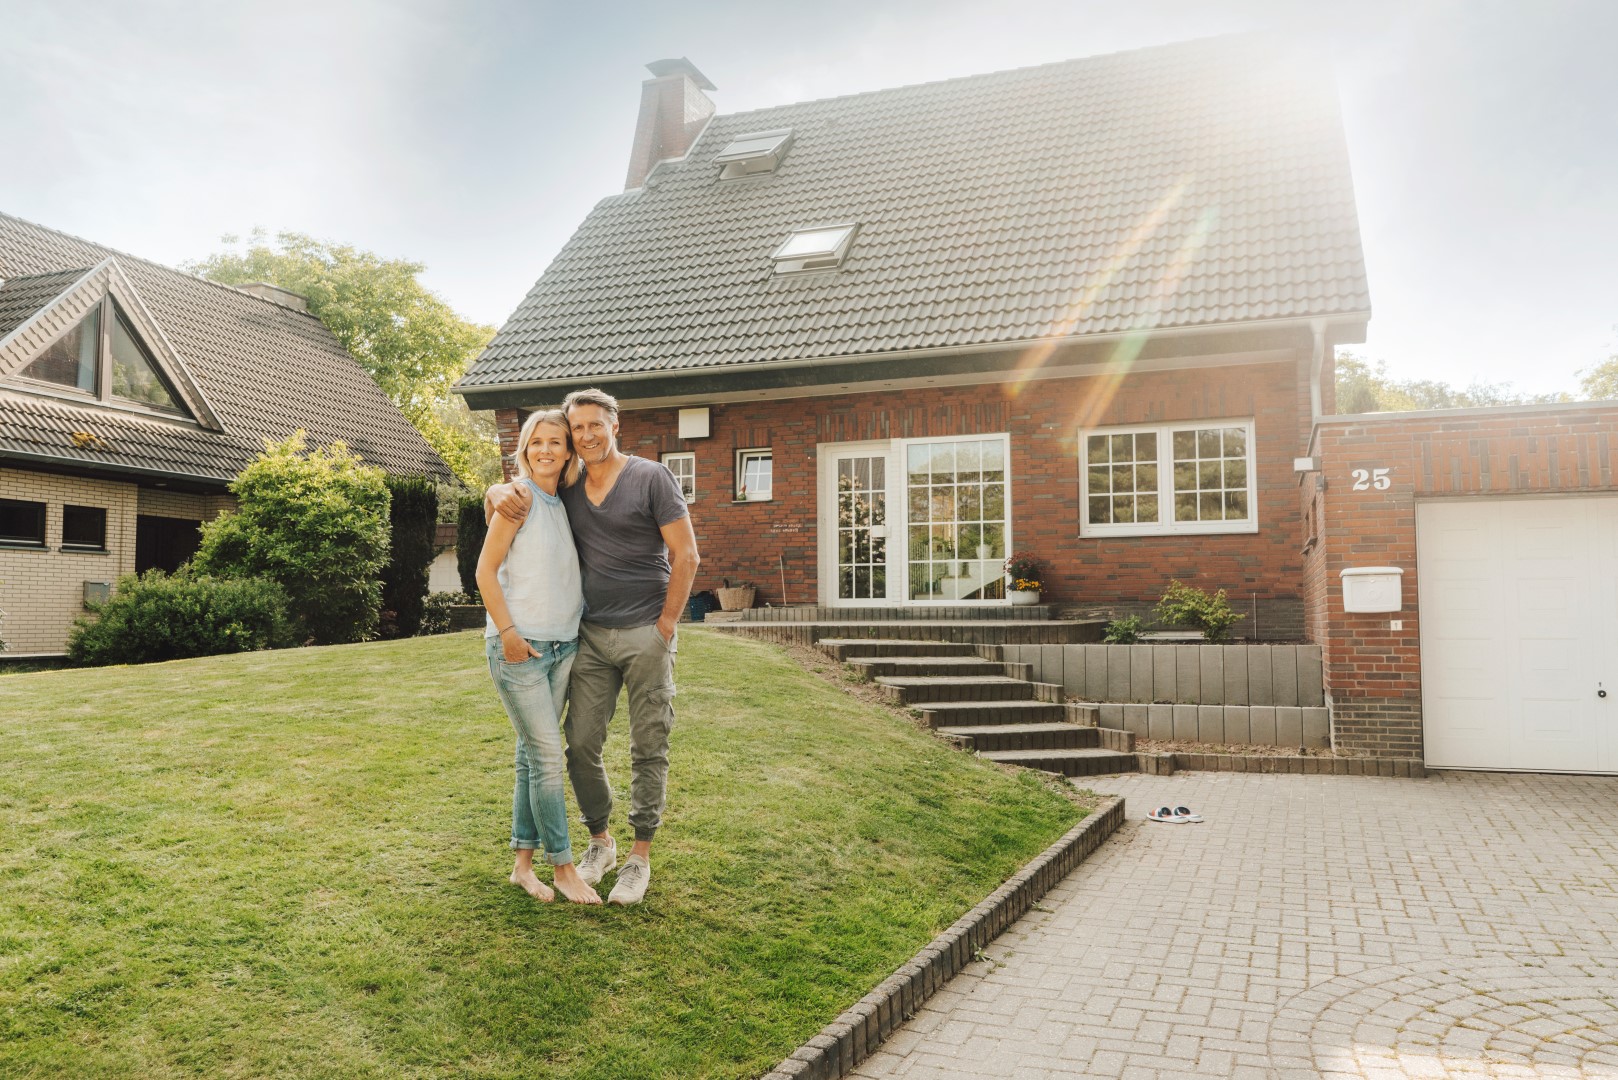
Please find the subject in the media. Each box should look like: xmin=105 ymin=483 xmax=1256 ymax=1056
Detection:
xmin=1308 ymin=318 xmax=1327 ymax=421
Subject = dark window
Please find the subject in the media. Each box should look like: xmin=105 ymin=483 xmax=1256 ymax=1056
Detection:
xmin=109 ymin=304 xmax=183 ymax=413
xmin=0 ymin=499 xmax=47 ymax=546
xmin=20 ymin=306 xmax=100 ymax=392
xmin=62 ymin=505 xmax=108 ymax=550
xmin=135 ymin=515 xmax=201 ymax=574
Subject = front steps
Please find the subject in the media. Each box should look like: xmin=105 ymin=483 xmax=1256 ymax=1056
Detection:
xmin=809 ymin=634 xmax=1139 ymax=777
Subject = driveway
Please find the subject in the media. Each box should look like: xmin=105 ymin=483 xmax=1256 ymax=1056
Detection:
xmin=851 ymin=771 xmax=1618 ymax=1079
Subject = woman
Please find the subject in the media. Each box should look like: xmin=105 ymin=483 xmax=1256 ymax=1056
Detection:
xmin=476 ymin=409 xmax=600 ymax=904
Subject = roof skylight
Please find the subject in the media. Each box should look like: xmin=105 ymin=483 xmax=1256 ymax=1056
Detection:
xmin=771 ymin=224 xmax=858 ymax=274
xmin=716 ymin=128 xmax=793 ymax=178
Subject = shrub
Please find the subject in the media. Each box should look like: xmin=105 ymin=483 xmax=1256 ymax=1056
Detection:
xmin=192 ymin=432 xmax=392 ymax=645
xmin=456 ymin=496 xmax=488 ymax=600
xmin=421 ymin=590 xmax=474 ymax=636
xmin=1102 ymin=615 xmax=1144 ymax=644
xmin=380 ymin=475 xmax=438 ymax=638
xmin=67 ymin=570 xmax=293 ymax=665
xmin=1153 ymin=580 xmax=1246 ymax=643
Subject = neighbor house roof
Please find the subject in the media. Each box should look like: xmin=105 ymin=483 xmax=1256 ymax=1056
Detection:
xmin=461 ymin=34 xmax=1370 ymax=405
xmin=0 ymin=212 xmax=453 ymax=486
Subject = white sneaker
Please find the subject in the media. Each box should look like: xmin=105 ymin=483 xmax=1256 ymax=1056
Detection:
xmin=607 ymin=854 xmax=651 ymax=906
xmin=576 ymin=836 xmax=618 ymax=887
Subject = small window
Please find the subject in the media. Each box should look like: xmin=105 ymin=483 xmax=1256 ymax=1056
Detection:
xmin=662 ymin=452 xmax=696 ymax=502
xmin=771 ymin=224 xmax=858 ymax=274
xmin=62 ymin=505 xmax=108 ymax=551
xmin=0 ymin=499 xmax=47 ymax=547
xmin=1080 ymin=420 xmax=1256 ymax=537
xmin=716 ymin=128 xmax=793 ymax=178
xmin=736 ymin=449 xmax=773 ymax=501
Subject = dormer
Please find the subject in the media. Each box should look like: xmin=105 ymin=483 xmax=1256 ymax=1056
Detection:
xmin=0 ymin=257 xmax=222 ymax=428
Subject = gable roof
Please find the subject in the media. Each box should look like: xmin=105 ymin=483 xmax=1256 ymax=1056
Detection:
xmin=460 ymin=35 xmax=1370 ymax=408
xmin=0 ymin=212 xmax=453 ymax=486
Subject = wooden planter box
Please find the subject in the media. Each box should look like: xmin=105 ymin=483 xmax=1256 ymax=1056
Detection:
xmin=716 ymin=586 xmax=756 ymax=611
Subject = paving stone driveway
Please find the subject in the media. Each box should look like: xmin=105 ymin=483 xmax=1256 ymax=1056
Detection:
xmin=852 ymin=771 xmax=1618 ymax=1079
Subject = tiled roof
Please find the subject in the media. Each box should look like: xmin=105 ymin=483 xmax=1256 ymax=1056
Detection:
xmin=463 ymin=35 xmax=1370 ymax=393
xmin=0 ymin=213 xmax=452 ymax=484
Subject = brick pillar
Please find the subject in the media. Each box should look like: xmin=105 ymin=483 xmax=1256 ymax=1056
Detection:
xmin=494 ymin=408 xmax=525 ymax=482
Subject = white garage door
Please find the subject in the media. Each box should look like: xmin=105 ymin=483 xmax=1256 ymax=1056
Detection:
xmin=1417 ymin=496 xmax=1618 ymax=773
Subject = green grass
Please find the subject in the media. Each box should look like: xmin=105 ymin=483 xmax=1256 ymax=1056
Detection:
xmin=0 ymin=629 xmax=1084 ymax=1079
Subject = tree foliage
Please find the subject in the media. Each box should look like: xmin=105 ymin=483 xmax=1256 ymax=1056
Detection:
xmin=1578 ymin=354 xmax=1618 ymax=401
xmin=1154 ymin=580 xmax=1245 ymax=643
xmin=192 ymin=433 xmax=392 ymax=645
xmin=1335 ymin=354 xmax=1572 ymax=414
xmin=456 ymin=496 xmax=489 ymax=600
xmin=380 ymin=475 xmax=439 ymax=639
xmin=188 ymin=230 xmax=500 ymax=488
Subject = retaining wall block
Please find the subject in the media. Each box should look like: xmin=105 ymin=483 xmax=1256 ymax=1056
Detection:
xmin=1197 ymin=705 xmax=1225 ymax=743
xmin=1172 ymin=704 xmax=1199 ymax=741
xmin=1298 ymin=647 xmax=1325 ymax=708
xmin=1199 ymin=647 xmax=1225 ymax=705
xmin=1222 ymin=705 xmax=1251 ymax=744
xmin=1223 ymin=648 xmax=1249 ymax=705
xmin=1106 ymin=648 xmax=1132 ymax=701
xmin=1249 ymin=705 xmax=1277 ymax=744
xmin=1173 ymin=646 xmax=1200 ymax=703
xmin=1085 ymin=645 xmax=1108 ymax=702
xmin=1099 ymin=702 xmax=1124 ymax=727
xmin=1153 ymin=646 xmax=1177 ymax=703
xmin=1123 ymin=703 xmax=1149 ymax=736
xmin=1129 ymin=645 xmax=1154 ymax=703
xmin=1147 ymin=703 xmax=1174 ymax=740
xmin=1040 ymin=644 xmax=1064 ymax=688
xmin=1302 ymin=707 xmax=1330 ymax=749
xmin=1272 ymin=645 xmax=1300 ymax=707
xmin=1248 ymin=648 xmax=1274 ymax=706
xmin=1276 ymin=706 xmax=1304 ymax=747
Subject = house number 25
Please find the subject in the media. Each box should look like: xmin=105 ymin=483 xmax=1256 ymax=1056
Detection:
xmin=1352 ymin=468 xmax=1391 ymax=491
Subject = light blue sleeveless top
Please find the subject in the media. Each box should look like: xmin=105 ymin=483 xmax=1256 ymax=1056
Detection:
xmin=484 ymin=477 xmax=584 ymax=642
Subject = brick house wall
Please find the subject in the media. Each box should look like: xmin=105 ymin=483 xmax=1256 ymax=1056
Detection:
xmin=0 ymin=467 xmax=233 ymax=654
xmin=496 ymin=353 xmax=1315 ymax=627
xmin=1307 ymin=403 xmax=1618 ymax=757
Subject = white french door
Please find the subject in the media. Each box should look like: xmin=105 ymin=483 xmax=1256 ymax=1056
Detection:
xmin=819 ymin=435 xmax=1011 ymax=606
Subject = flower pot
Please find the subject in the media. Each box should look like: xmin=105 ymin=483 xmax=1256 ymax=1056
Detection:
xmin=716 ymin=585 xmax=756 ymax=611
xmin=1008 ymin=589 xmax=1040 ymax=606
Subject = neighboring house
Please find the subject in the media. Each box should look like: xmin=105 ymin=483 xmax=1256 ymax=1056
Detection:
xmin=0 ymin=212 xmax=453 ymax=655
xmin=457 ymin=36 xmax=1617 ymax=770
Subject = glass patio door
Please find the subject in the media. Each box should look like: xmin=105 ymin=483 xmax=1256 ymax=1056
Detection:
xmin=905 ymin=437 xmax=1007 ymax=602
xmin=833 ymin=452 xmax=891 ymax=601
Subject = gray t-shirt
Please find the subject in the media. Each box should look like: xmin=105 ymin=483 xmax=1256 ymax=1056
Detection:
xmin=560 ymin=455 xmax=689 ymax=628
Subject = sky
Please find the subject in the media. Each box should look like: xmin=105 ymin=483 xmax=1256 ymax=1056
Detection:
xmin=2 ymin=0 xmax=1615 ymax=397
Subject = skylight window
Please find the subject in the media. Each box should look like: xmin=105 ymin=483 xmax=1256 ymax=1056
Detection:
xmin=716 ymin=128 xmax=793 ymax=178
xmin=771 ymin=223 xmax=859 ymax=274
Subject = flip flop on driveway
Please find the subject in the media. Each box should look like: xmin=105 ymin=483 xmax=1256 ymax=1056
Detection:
xmin=1175 ymin=805 xmax=1205 ymax=823
xmin=1147 ymin=806 xmax=1188 ymax=823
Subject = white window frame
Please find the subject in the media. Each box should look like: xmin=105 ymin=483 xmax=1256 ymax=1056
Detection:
xmin=1079 ymin=419 xmax=1258 ymax=537
xmin=662 ymin=452 xmax=696 ymax=502
xmin=736 ymin=448 xmax=772 ymax=501
xmin=771 ymin=223 xmax=858 ymax=274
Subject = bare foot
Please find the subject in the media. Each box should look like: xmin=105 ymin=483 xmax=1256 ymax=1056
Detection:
xmin=509 ymin=866 xmax=556 ymax=902
xmin=552 ymin=864 xmax=603 ymax=905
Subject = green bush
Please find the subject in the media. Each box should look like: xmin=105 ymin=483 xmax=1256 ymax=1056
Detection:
xmin=456 ymin=496 xmax=487 ymax=600
xmin=421 ymin=590 xmax=475 ymax=636
xmin=67 ymin=570 xmax=293 ymax=665
xmin=380 ymin=475 xmax=438 ymax=638
xmin=1153 ymin=580 xmax=1246 ymax=643
xmin=192 ymin=432 xmax=392 ymax=645
xmin=1102 ymin=615 xmax=1144 ymax=644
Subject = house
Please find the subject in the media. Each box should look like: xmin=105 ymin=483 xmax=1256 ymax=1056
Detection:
xmin=457 ymin=36 xmax=1617 ymax=770
xmin=0 ymin=212 xmax=453 ymax=656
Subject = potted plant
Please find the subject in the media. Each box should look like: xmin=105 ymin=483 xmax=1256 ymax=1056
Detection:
xmin=1003 ymin=552 xmax=1045 ymax=605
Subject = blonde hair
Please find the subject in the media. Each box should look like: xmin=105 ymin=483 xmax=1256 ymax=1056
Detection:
xmin=512 ymin=408 xmax=580 ymax=488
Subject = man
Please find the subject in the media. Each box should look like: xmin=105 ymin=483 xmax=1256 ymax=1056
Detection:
xmin=488 ymin=388 xmax=699 ymax=905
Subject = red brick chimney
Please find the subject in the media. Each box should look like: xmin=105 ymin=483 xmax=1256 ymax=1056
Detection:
xmin=624 ymin=58 xmax=716 ymax=190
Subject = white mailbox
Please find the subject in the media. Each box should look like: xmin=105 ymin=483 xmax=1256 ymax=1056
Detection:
xmin=1340 ymin=566 xmax=1403 ymax=613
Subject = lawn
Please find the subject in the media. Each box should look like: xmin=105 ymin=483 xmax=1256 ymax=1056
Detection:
xmin=0 ymin=629 xmax=1084 ymax=1079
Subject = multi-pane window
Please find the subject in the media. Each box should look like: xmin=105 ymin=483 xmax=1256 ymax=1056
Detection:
xmin=905 ymin=437 xmax=1007 ymax=601
xmin=662 ymin=452 xmax=695 ymax=502
xmin=1081 ymin=421 xmax=1256 ymax=535
xmin=62 ymin=505 xmax=108 ymax=551
xmin=0 ymin=499 xmax=47 ymax=547
xmin=736 ymin=449 xmax=772 ymax=500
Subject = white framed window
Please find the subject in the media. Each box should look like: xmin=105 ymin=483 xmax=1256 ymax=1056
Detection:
xmin=716 ymin=128 xmax=793 ymax=178
xmin=662 ymin=452 xmax=696 ymax=502
xmin=736 ymin=448 xmax=772 ymax=501
xmin=1080 ymin=420 xmax=1256 ymax=536
xmin=771 ymin=224 xmax=858 ymax=274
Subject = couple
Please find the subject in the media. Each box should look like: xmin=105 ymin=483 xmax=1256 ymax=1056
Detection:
xmin=476 ymin=388 xmax=699 ymax=905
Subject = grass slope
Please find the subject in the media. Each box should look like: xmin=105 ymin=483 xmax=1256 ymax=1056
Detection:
xmin=0 ymin=629 xmax=1082 ymax=1079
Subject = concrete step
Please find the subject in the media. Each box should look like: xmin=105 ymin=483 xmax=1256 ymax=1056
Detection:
xmin=738 ymin=604 xmax=1066 ymax=623
xmin=978 ymin=747 xmax=1140 ymax=777
xmin=877 ymin=675 xmax=1037 ymax=705
xmin=817 ymin=639 xmax=980 ymax=661
xmin=937 ymin=722 xmax=1100 ymax=752
xmin=848 ymin=657 xmax=1027 ymax=680
xmin=914 ymin=700 xmax=1096 ymax=728
xmin=724 ymin=620 xmax=1104 ymax=648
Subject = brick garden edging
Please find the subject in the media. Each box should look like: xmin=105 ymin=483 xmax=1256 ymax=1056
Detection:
xmin=1135 ymin=752 xmax=1425 ymax=777
xmin=760 ymin=795 xmax=1126 ymax=1080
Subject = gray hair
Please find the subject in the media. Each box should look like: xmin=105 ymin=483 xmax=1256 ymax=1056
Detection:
xmin=561 ymin=387 xmax=620 ymax=421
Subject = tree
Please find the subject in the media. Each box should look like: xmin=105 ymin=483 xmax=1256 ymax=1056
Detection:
xmin=1578 ymin=355 xmax=1618 ymax=400
xmin=380 ymin=475 xmax=438 ymax=638
xmin=1335 ymin=353 xmax=1572 ymax=413
xmin=192 ymin=433 xmax=392 ymax=645
xmin=188 ymin=231 xmax=500 ymax=488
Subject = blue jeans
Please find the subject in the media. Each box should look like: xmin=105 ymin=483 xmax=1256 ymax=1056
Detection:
xmin=486 ymin=637 xmax=577 ymax=865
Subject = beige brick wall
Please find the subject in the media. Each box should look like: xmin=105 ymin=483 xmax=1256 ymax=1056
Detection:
xmin=0 ymin=468 xmax=230 ymax=655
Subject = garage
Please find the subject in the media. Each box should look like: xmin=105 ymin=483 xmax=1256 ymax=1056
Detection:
xmin=1417 ymin=495 xmax=1618 ymax=772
